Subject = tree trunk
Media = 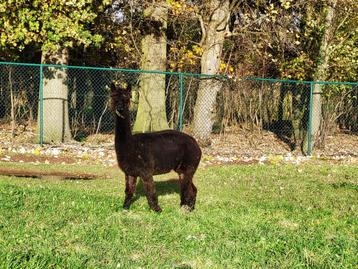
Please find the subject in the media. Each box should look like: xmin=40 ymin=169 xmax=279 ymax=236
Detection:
xmin=133 ymin=2 xmax=169 ymax=133
xmin=192 ymin=0 xmax=230 ymax=143
xmin=36 ymin=48 xmax=72 ymax=143
xmin=302 ymin=0 xmax=337 ymax=154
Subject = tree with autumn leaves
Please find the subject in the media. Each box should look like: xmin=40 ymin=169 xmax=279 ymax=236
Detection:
xmin=0 ymin=0 xmax=110 ymax=142
xmin=0 ymin=0 xmax=357 ymax=148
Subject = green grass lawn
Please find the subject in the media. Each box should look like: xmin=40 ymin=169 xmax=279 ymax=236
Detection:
xmin=0 ymin=162 xmax=357 ymax=268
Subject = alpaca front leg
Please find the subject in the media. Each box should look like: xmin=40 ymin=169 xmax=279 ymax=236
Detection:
xmin=123 ymin=175 xmax=137 ymax=209
xmin=141 ymin=176 xmax=161 ymax=212
xmin=179 ymin=173 xmax=197 ymax=211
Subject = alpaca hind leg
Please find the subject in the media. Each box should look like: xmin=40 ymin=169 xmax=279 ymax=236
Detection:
xmin=178 ymin=173 xmax=185 ymax=206
xmin=179 ymin=172 xmax=197 ymax=211
xmin=123 ymin=175 xmax=137 ymax=209
xmin=141 ymin=176 xmax=161 ymax=212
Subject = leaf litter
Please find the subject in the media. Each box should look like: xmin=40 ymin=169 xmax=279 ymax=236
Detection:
xmin=0 ymin=124 xmax=357 ymax=167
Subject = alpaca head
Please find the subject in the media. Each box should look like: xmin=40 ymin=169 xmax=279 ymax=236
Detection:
xmin=110 ymin=82 xmax=131 ymax=117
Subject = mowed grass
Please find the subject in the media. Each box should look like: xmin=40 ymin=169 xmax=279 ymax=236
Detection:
xmin=0 ymin=162 xmax=357 ymax=268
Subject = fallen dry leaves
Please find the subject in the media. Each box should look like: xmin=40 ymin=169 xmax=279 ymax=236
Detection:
xmin=0 ymin=124 xmax=357 ymax=167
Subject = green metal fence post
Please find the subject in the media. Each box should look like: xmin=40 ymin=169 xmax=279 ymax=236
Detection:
xmin=307 ymin=82 xmax=314 ymax=156
xmin=39 ymin=64 xmax=44 ymax=146
xmin=179 ymin=73 xmax=184 ymax=131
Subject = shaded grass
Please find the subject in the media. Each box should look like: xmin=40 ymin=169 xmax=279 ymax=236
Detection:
xmin=0 ymin=163 xmax=357 ymax=268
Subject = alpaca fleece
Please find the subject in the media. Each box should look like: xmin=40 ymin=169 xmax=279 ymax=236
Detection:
xmin=111 ymin=82 xmax=201 ymax=212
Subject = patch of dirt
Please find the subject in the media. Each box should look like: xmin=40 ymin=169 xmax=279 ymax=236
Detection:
xmin=316 ymin=132 xmax=358 ymax=157
xmin=0 ymin=153 xmax=77 ymax=164
xmin=0 ymin=167 xmax=99 ymax=180
xmin=200 ymin=128 xmax=358 ymax=165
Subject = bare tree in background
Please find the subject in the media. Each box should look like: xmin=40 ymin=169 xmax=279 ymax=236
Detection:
xmin=192 ymin=0 xmax=231 ymax=143
xmin=302 ymin=0 xmax=338 ymax=154
xmin=37 ymin=48 xmax=72 ymax=143
xmin=133 ymin=1 xmax=169 ymax=132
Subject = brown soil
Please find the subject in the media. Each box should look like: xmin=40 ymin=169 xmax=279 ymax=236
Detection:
xmin=205 ymin=128 xmax=358 ymax=158
xmin=0 ymin=167 xmax=98 ymax=180
xmin=0 ymin=153 xmax=77 ymax=164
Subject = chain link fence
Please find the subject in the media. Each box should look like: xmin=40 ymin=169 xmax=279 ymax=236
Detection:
xmin=0 ymin=62 xmax=357 ymax=156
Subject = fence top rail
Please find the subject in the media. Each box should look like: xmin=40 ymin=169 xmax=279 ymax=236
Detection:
xmin=0 ymin=61 xmax=221 ymax=78
xmin=1 ymin=61 xmax=357 ymax=86
xmin=245 ymin=77 xmax=358 ymax=86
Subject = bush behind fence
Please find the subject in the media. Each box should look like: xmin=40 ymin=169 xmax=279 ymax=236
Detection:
xmin=0 ymin=62 xmax=357 ymax=155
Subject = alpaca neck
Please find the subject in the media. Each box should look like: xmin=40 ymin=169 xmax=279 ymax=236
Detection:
xmin=114 ymin=109 xmax=132 ymax=144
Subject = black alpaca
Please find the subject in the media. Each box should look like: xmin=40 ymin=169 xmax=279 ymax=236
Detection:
xmin=111 ymin=82 xmax=201 ymax=212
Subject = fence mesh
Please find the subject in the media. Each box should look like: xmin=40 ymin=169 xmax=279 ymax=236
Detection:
xmin=0 ymin=62 xmax=357 ymax=157
xmin=0 ymin=64 xmax=40 ymax=133
xmin=217 ymin=80 xmax=311 ymax=151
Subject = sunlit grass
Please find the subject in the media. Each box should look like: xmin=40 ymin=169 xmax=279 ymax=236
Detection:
xmin=0 ymin=162 xmax=357 ymax=268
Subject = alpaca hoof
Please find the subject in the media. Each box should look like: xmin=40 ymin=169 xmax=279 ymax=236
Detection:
xmin=123 ymin=202 xmax=131 ymax=210
xmin=152 ymin=205 xmax=162 ymax=212
xmin=181 ymin=205 xmax=194 ymax=212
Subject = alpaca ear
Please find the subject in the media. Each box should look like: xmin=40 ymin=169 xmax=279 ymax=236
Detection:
xmin=126 ymin=84 xmax=132 ymax=96
xmin=110 ymin=82 xmax=117 ymax=93
xmin=124 ymin=86 xmax=132 ymax=101
xmin=123 ymin=83 xmax=132 ymax=99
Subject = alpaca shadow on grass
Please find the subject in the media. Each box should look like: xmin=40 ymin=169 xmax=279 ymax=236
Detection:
xmin=131 ymin=178 xmax=180 ymax=204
